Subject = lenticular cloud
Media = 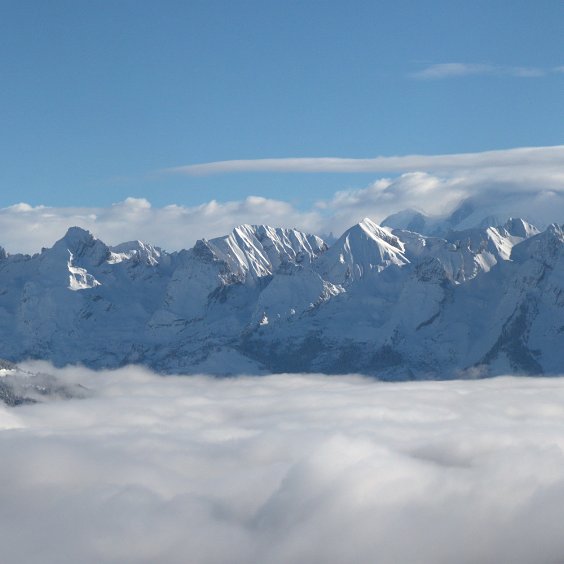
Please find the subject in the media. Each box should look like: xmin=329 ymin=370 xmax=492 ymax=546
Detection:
xmin=2 ymin=365 xmax=564 ymax=564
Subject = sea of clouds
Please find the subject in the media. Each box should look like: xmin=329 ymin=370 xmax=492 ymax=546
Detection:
xmin=2 ymin=364 xmax=564 ymax=563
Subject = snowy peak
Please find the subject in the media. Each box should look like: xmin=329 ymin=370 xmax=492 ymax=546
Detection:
xmin=394 ymin=228 xmax=492 ymax=283
xmin=51 ymin=226 xmax=110 ymax=268
xmin=356 ymin=217 xmax=404 ymax=250
xmin=31 ymin=227 xmax=106 ymax=290
xmin=54 ymin=226 xmax=96 ymax=252
xmin=503 ymin=218 xmax=540 ymax=239
xmin=197 ymin=224 xmax=327 ymax=283
xmin=315 ymin=218 xmax=408 ymax=285
xmin=110 ymin=240 xmax=162 ymax=266
xmin=511 ymin=223 xmax=564 ymax=264
xmin=252 ymin=225 xmax=326 ymax=268
xmin=209 ymin=224 xmax=279 ymax=280
xmin=159 ymin=224 xmax=329 ymax=324
xmin=391 ymin=217 xmax=541 ymax=283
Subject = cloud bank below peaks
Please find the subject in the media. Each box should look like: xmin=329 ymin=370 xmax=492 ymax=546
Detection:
xmin=3 ymin=365 xmax=564 ymax=564
xmin=2 ymin=145 xmax=564 ymax=253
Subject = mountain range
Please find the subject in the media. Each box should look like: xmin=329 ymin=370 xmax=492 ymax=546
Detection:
xmin=1 ymin=202 xmax=563 ymax=378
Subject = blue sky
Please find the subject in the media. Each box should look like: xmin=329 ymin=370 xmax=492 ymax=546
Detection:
xmin=1 ymin=0 xmax=563 ymax=213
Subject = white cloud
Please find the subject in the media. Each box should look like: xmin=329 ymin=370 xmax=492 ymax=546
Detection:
xmin=163 ymin=145 xmax=564 ymax=176
xmin=0 ymin=196 xmax=324 ymax=254
xmin=411 ymin=62 xmax=497 ymax=79
xmin=316 ymin=167 xmax=564 ymax=235
xmin=3 ymin=364 xmax=564 ymax=563
xmin=1 ymin=145 xmax=563 ymax=254
xmin=410 ymin=63 xmax=556 ymax=80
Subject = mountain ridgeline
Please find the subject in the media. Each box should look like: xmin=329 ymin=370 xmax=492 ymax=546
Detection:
xmin=1 ymin=212 xmax=563 ymax=378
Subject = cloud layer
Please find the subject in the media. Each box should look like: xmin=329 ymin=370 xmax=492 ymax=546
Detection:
xmin=1 ymin=145 xmax=563 ymax=253
xmin=3 ymin=365 xmax=564 ymax=563
xmin=0 ymin=196 xmax=324 ymax=254
xmin=164 ymin=145 xmax=564 ymax=176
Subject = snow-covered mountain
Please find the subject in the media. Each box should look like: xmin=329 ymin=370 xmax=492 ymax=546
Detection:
xmin=1 ymin=215 xmax=562 ymax=378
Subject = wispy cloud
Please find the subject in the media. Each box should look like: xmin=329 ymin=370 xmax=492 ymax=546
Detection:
xmin=411 ymin=62 xmax=563 ymax=80
xmin=4 ymin=364 xmax=564 ymax=564
xmin=412 ymin=62 xmax=497 ymax=79
xmin=164 ymin=145 xmax=564 ymax=176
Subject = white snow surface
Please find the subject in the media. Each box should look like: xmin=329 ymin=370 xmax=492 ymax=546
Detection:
xmin=314 ymin=218 xmax=408 ymax=285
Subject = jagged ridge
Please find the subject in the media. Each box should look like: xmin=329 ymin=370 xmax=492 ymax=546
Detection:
xmin=0 ymin=215 xmax=562 ymax=378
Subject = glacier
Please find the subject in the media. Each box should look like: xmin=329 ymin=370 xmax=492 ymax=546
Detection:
xmin=0 ymin=207 xmax=562 ymax=378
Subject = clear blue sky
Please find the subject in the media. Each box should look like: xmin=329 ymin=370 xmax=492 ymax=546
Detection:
xmin=1 ymin=0 xmax=563 ymax=209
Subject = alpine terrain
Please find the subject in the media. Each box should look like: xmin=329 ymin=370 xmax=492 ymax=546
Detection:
xmin=1 ymin=203 xmax=562 ymax=378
